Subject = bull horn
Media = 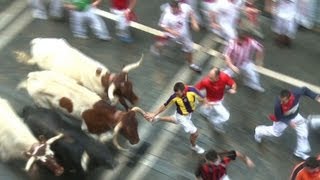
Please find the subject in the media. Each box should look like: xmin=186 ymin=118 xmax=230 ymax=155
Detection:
xmin=112 ymin=121 xmax=127 ymax=151
xmin=131 ymin=107 xmax=146 ymax=115
xmin=81 ymin=151 xmax=90 ymax=172
xmin=108 ymin=83 xmax=119 ymax=105
xmin=121 ymin=54 xmax=144 ymax=73
xmin=25 ymin=156 xmax=36 ymax=171
xmin=46 ymin=133 xmax=64 ymax=145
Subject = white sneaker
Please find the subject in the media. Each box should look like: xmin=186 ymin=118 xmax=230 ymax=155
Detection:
xmin=294 ymin=152 xmax=310 ymax=160
xmin=191 ymin=145 xmax=205 ymax=154
xmin=189 ymin=64 xmax=202 ymax=73
xmin=150 ymin=45 xmax=160 ymax=56
xmin=254 ymin=134 xmax=262 ymax=143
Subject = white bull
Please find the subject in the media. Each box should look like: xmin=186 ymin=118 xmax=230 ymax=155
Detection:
xmin=18 ymin=70 xmax=147 ymax=150
xmin=0 ymin=97 xmax=64 ymax=175
xmin=15 ymin=38 xmax=143 ymax=110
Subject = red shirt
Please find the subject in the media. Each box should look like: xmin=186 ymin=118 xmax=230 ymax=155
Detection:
xmin=111 ymin=0 xmax=128 ymax=10
xmin=195 ymin=72 xmax=235 ymax=102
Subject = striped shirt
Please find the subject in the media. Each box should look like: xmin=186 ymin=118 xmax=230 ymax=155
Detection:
xmin=224 ymin=37 xmax=263 ymax=66
xmin=195 ymin=150 xmax=237 ymax=180
xmin=164 ymin=86 xmax=204 ymax=115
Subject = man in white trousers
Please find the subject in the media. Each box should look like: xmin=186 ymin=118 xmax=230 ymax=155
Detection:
xmin=272 ymin=0 xmax=297 ymax=47
xmin=64 ymin=0 xmax=111 ymax=40
xmin=29 ymin=0 xmax=63 ymax=20
xmin=150 ymin=0 xmax=202 ymax=73
xmin=254 ymin=87 xmax=320 ymax=160
xmin=223 ymin=30 xmax=265 ymax=92
xmin=110 ymin=0 xmax=137 ymax=43
xmin=195 ymin=67 xmax=237 ymax=133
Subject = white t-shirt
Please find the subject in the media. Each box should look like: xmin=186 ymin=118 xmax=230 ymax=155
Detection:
xmin=212 ymin=0 xmax=238 ymax=27
xmin=275 ymin=0 xmax=297 ymax=20
xmin=159 ymin=3 xmax=193 ymax=38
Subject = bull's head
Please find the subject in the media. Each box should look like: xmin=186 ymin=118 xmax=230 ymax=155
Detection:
xmin=25 ymin=134 xmax=64 ymax=176
xmin=112 ymin=107 xmax=146 ymax=150
xmin=108 ymin=54 xmax=144 ymax=108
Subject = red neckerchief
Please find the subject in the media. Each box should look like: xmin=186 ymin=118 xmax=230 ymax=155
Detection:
xmin=281 ymin=93 xmax=295 ymax=113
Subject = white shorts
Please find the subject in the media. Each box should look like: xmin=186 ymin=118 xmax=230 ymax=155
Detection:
xmin=173 ymin=112 xmax=197 ymax=134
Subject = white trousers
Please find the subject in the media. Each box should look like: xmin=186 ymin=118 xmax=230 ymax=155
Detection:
xmin=29 ymin=0 xmax=63 ymax=18
xmin=272 ymin=15 xmax=297 ymax=38
xmin=223 ymin=61 xmax=262 ymax=90
xmin=295 ymin=0 xmax=316 ymax=29
xmin=309 ymin=115 xmax=320 ymax=129
xmin=69 ymin=7 xmax=110 ymax=39
xmin=255 ymin=114 xmax=310 ymax=154
xmin=110 ymin=8 xmax=131 ymax=37
xmin=173 ymin=112 xmax=197 ymax=134
xmin=200 ymin=100 xmax=230 ymax=126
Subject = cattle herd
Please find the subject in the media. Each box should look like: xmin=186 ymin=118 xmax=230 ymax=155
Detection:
xmin=0 ymin=38 xmax=148 ymax=178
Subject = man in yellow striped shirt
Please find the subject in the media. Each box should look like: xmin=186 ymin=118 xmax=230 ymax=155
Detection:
xmin=145 ymin=82 xmax=206 ymax=154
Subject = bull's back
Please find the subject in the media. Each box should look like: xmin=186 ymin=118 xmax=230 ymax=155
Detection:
xmin=0 ymin=98 xmax=36 ymax=160
xmin=31 ymin=38 xmax=108 ymax=95
xmin=23 ymin=71 xmax=101 ymax=120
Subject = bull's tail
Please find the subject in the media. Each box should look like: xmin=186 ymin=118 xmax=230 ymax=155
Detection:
xmin=13 ymin=50 xmax=35 ymax=65
xmin=81 ymin=151 xmax=90 ymax=172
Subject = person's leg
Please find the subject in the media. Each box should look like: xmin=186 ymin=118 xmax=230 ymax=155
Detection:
xmin=49 ymin=0 xmax=63 ymax=18
xmin=292 ymin=114 xmax=311 ymax=160
xmin=181 ymin=35 xmax=202 ymax=73
xmin=254 ymin=121 xmax=288 ymax=143
xmin=241 ymin=62 xmax=265 ymax=92
xmin=111 ymin=8 xmax=132 ymax=42
xmin=69 ymin=10 xmax=87 ymax=38
xmin=209 ymin=102 xmax=230 ymax=133
xmin=87 ymin=7 xmax=111 ymax=40
xmin=29 ymin=0 xmax=48 ymax=19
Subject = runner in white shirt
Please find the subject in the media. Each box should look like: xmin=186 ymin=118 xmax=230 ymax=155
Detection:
xmin=150 ymin=0 xmax=202 ymax=73
xmin=209 ymin=0 xmax=241 ymax=41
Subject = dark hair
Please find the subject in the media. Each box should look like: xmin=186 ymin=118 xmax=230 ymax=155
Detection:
xmin=212 ymin=67 xmax=220 ymax=76
xmin=169 ymin=0 xmax=179 ymax=8
xmin=305 ymin=157 xmax=320 ymax=169
xmin=174 ymin=82 xmax=185 ymax=92
xmin=205 ymin=149 xmax=218 ymax=162
xmin=280 ymin=89 xmax=291 ymax=98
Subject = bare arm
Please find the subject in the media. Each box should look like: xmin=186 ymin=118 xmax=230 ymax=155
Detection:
xmin=190 ymin=11 xmax=199 ymax=32
xmin=255 ymin=49 xmax=264 ymax=66
xmin=228 ymin=83 xmax=237 ymax=94
xmin=145 ymin=105 xmax=167 ymax=121
xmin=236 ymin=151 xmax=255 ymax=168
xmin=225 ymin=55 xmax=240 ymax=74
xmin=91 ymin=0 xmax=102 ymax=7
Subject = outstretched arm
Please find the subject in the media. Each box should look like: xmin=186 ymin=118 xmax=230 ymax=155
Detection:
xmin=235 ymin=151 xmax=255 ymax=168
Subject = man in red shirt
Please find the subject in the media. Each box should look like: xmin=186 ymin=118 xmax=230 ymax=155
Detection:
xmin=195 ymin=67 xmax=236 ymax=133
xmin=110 ymin=0 xmax=137 ymax=43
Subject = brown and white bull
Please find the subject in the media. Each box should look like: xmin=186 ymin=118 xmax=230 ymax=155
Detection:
xmin=0 ymin=97 xmax=64 ymax=176
xmin=15 ymin=38 xmax=143 ymax=110
xmin=18 ymin=70 xmax=146 ymax=150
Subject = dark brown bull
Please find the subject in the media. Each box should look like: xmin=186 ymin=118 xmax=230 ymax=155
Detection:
xmin=25 ymin=134 xmax=65 ymax=176
xmin=80 ymin=100 xmax=145 ymax=150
